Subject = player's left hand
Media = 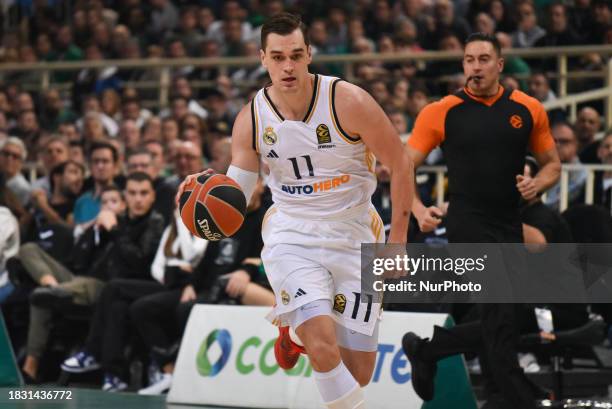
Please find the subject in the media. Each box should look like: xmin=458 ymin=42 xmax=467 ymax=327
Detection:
xmin=516 ymin=173 xmax=538 ymax=201
xmin=174 ymin=169 xmax=215 ymax=206
xmin=225 ymin=270 xmax=251 ymax=298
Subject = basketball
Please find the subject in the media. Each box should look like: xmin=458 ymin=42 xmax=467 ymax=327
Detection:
xmin=179 ymin=173 xmax=247 ymax=241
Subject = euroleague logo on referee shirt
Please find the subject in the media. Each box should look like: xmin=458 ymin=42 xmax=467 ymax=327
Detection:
xmin=509 ymin=114 xmax=523 ymax=129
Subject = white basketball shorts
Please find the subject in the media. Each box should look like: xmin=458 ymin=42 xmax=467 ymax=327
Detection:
xmin=261 ymin=201 xmax=385 ymax=337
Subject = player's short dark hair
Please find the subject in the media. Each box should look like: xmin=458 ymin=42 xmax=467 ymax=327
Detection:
xmin=261 ymin=12 xmax=309 ymax=51
xmin=125 ymin=171 xmax=154 ymax=189
xmin=465 ymin=32 xmax=502 ymax=57
xmin=89 ymin=140 xmax=119 ymax=163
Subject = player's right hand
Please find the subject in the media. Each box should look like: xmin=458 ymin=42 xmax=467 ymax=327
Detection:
xmin=416 ymin=206 xmax=444 ymax=233
xmin=174 ymin=169 xmax=215 ymax=206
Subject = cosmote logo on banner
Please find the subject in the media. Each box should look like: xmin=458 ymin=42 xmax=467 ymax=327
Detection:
xmin=195 ymin=328 xmax=411 ymax=383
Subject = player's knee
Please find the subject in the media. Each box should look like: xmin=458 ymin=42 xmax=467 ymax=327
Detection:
xmin=305 ymin=338 xmax=340 ymax=370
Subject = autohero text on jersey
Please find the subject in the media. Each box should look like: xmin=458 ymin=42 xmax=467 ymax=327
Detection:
xmin=281 ymin=174 xmax=351 ymax=195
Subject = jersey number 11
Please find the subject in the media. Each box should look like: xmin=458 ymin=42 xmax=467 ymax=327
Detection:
xmin=288 ymin=155 xmax=314 ymax=179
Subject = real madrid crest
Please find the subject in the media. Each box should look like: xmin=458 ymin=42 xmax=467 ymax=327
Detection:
xmin=264 ymin=126 xmax=278 ymax=145
xmin=281 ymin=290 xmax=290 ymax=305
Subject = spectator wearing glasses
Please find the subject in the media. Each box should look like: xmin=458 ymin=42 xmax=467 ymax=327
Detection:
xmin=164 ymin=141 xmax=204 ymax=192
xmin=0 ymin=137 xmax=31 ymax=207
xmin=73 ymin=141 xmax=118 ymax=225
xmin=545 ymin=122 xmax=587 ymax=209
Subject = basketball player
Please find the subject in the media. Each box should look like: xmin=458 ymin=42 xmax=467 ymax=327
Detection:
xmin=176 ymin=13 xmax=414 ymax=409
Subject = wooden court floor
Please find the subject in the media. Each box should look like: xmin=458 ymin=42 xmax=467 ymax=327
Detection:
xmin=0 ymin=387 xmax=239 ymax=409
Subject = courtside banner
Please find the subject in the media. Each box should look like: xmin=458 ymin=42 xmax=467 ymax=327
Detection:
xmin=168 ymin=305 xmax=476 ymax=409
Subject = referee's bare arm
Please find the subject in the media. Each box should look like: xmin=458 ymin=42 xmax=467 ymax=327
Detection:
xmin=334 ymin=81 xmax=414 ymax=244
xmin=517 ymin=99 xmax=561 ymax=200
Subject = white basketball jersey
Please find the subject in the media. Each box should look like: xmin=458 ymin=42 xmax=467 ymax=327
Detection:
xmin=252 ymin=74 xmax=377 ymax=217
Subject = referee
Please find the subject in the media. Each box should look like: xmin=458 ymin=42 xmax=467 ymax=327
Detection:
xmin=402 ymin=33 xmax=561 ymax=409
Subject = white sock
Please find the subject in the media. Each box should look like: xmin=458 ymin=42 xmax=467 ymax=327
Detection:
xmin=327 ymin=385 xmax=365 ymax=409
xmin=313 ymin=361 xmax=360 ymax=405
xmin=289 ymin=326 xmax=303 ymax=346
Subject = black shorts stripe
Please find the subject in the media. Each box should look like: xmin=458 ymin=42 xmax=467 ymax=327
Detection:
xmin=331 ymin=79 xmax=360 ymax=142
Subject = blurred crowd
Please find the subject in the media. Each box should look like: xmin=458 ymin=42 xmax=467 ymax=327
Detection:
xmin=0 ymin=0 xmax=611 ymax=397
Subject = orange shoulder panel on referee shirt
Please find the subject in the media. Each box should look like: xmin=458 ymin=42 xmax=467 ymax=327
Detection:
xmin=509 ymin=90 xmax=555 ymax=153
xmin=407 ymin=95 xmax=464 ymax=155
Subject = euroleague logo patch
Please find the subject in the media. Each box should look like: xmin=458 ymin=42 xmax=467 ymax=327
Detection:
xmin=333 ymin=294 xmax=347 ymax=314
xmin=316 ymin=123 xmax=335 ymax=149
xmin=510 ymin=114 xmax=523 ymax=129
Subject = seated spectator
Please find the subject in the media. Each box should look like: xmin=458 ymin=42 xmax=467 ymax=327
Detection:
xmin=545 ymin=122 xmax=587 ymax=209
xmin=73 ymin=141 xmax=118 ymax=225
xmin=126 ymin=148 xmax=174 ymax=223
xmin=142 ymin=117 xmax=162 ymax=142
xmin=143 ymin=139 xmax=168 ymax=177
xmin=164 ymin=6 xmax=205 ymax=56
xmin=512 ymin=0 xmax=546 ymax=48
xmin=118 ymin=119 xmax=141 ymax=152
xmin=69 ymin=140 xmax=86 ymax=165
xmin=487 ymin=0 xmax=516 ymax=33
xmin=594 ymin=130 xmax=612 ymax=210
xmin=19 ymin=185 xmax=126 ymax=382
xmin=39 ymin=89 xmax=77 ymax=131
xmin=29 ymin=160 xmax=84 ymax=233
xmin=0 ymin=206 xmax=19 ymax=304
xmin=535 ymin=2 xmax=580 ymax=48
xmin=425 ymin=0 xmax=471 ymax=49
xmin=100 ymin=89 xmax=121 ymax=123
xmin=77 ymin=96 xmax=118 ymax=138
xmin=118 ymin=97 xmax=152 ymax=129
xmin=0 ymin=137 xmax=31 ymax=207
xmin=165 ymin=76 xmax=208 ymax=119
xmin=9 ymin=110 xmax=41 ymax=158
xmin=521 ymin=156 xmax=574 ymax=244
xmin=165 ymin=141 xmax=205 ymax=192
xmin=161 ymin=117 xmax=180 ymax=146
xmin=134 ymin=179 xmax=273 ymax=395
xmin=535 ymin=2 xmax=581 ymax=72
xmin=149 ymin=0 xmax=180 ymax=43
xmin=0 ymin=171 xmax=29 ymax=228
xmin=585 ymin=0 xmax=612 ymax=44
xmin=61 ymin=172 xmax=165 ymax=392
xmin=569 ymin=0 xmax=595 ymax=43
xmin=32 ymin=136 xmax=70 ymax=194
xmin=58 ymin=122 xmax=81 ymax=143
xmin=527 ymin=72 xmax=566 ymax=124
xmin=576 ymin=107 xmax=604 ymax=163
xmin=496 ymin=32 xmax=530 ymax=91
